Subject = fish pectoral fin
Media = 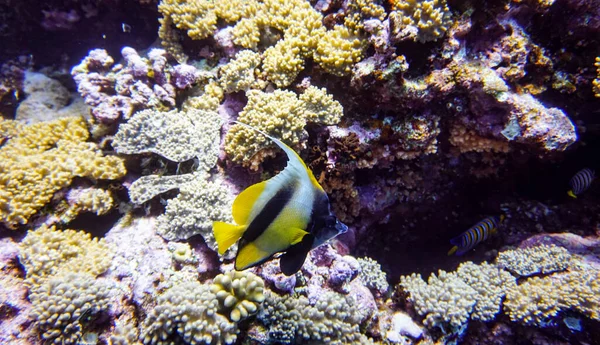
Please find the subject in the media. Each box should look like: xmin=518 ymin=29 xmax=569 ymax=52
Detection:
xmin=447 ymin=246 xmax=458 ymax=256
xmin=232 ymin=181 xmax=267 ymax=224
xmin=213 ymin=221 xmax=246 ymax=255
xmin=288 ymin=227 xmax=310 ymax=245
xmin=280 ymin=233 xmax=314 ymax=276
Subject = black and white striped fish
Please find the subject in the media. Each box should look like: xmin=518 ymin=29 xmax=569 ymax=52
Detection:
xmin=448 ymin=215 xmax=504 ymax=256
xmin=213 ymin=122 xmax=348 ymax=276
xmin=568 ymin=168 xmax=595 ymax=198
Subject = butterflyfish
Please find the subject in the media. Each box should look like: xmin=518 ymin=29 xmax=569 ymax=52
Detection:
xmin=213 ymin=122 xmax=348 ymax=276
xmin=567 ymin=168 xmax=595 ymax=198
xmin=447 ymin=215 xmax=504 ymax=256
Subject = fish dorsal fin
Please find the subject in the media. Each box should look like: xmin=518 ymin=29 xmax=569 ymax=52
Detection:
xmin=233 ymin=121 xmax=322 ymax=191
xmin=232 ymin=181 xmax=267 ymax=225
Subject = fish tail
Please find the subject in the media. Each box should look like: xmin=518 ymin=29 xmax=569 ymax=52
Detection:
xmin=447 ymin=245 xmax=459 ymax=256
xmin=213 ymin=221 xmax=246 ymax=255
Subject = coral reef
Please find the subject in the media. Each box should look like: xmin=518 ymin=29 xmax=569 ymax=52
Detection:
xmin=0 ymin=117 xmax=125 ymax=227
xmin=113 ymin=107 xmax=222 ymax=166
xmin=496 ymin=244 xmax=572 ymax=277
xmin=399 ymin=261 xmax=515 ymax=328
xmin=129 ymin=172 xmax=235 ymax=252
xmin=225 ymin=87 xmax=343 ymax=166
xmin=19 ymin=225 xmax=114 ymax=344
xmin=72 ymin=47 xmax=207 ymax=124
xmin=2 ymin=0 xmax=600 ymax=344
xmin=140 ymin=281 xmax=238 ymax=345
xmin=210 ymin=271 xmax=265 ymax=322
xmin=257 ymin=290 xmax=373 ymax=344
xmin=389 ymin=0 xmax=452 ymax=42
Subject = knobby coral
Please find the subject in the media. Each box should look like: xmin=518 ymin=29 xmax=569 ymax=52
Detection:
xmin=19 ymin=225 xmax=114 ymax=345
xmin=225 ymin=86 xmax=343 ymax=167
xmin=0 ymin=116 xmax=126 ymax=228
xmin=211 ymin=271 xmax=266 ymax=322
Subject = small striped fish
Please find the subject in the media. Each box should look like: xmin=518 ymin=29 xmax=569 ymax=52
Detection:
xmin=448 ymin=215 xmax=504 ymax=256
xmin=568 ymin=168 xmax=595 ymax=198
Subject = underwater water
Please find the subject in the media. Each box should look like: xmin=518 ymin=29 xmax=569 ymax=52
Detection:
xmin=1 ymin=0 xmax=600 ymax=344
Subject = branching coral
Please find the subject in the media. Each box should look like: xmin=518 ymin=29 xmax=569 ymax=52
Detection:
xmin=141 ymin=281 xmax=238 ymax=345
xmin=210 ymin=271 xmax=265 ymax=322
xmin=0 ymin=116 xmax=126 ymax=228
xmin=19 ymin=225 xmax=113 ymax=288
xmin=225 ymin=87 xmax=343 ymax=167
xmin=390 ymin=0 xmax=453 ymax=42
xmin=496 ymin=245 xmax=572 ymax=277
xmin=19 ymin=225 xmax=114 ymax=345
xmin=59 ymin=187 xmax=115 ymax=223
xmin=399 ymin=261 xmax=515 ymax=328
xmin=158 ymin=0 xmax=369 ymax=86
xmin=113 ymin=107 xmax=222 ymax=167
xmin=29 ymin=273 xmax=112 ymax=345
xmin=219 ymin=50 xmax=263 ymax=93
xmin=258 ymin=291 xmax=373 ymax=344
xmin=357 ymin=257 xmax=389 ymax=296
xmin=504 ymin=264 xmax=600 ymax=325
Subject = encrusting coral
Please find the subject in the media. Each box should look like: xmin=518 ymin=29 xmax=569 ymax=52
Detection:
xmin=19 ymin=225 xmax=114 ymax=345
xmin=504 ymin=263 xmax=600 ymax=325
xmin=128 ymin=172 xmax=234 ymax=253
xmin=113 ymin=107 xmax=222 ymax=166
xmin=496 ymin=244 xmax=572 ymax=277
xmin=210 ymin=271 xmax=266 ymax=322
xmin=399 ymin=261 xmax=515 ymax=328
xmin=140 ymin=281 xmax=238 ymax=345
xmin=258 ymin=290 xmax=373 ymax=344
xmin=0 ymin=116 xmax=126 ymax=228
xmin=225 ymin=86 xmax=343 ymax=167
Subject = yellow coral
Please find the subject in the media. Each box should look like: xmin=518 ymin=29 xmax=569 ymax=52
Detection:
xmin=390 ymin=0 xmax=452 ymax=42
xmin=159 ymin=0 xmax=368 ymax=86
xmin=183 ymin=80 xmax=224 ymax=111
xmin=504 ymin=264 xmax=600 ymax=325
xmin=158 ymin=0 xmax=217 ymax=40
xmin=19 ymin=225 xmax=113 ymax=289
xmin=219 ymin=50 xmax=264 ymax=93
xmin=0 ymin=117 xmax=126 ymax=227
xmin=225 ymin=87 xmax=343 ymax=166
xmin=315 ymin=25 xmax=366 ymax=76
xmin=210 ymin=271 xmax=265 ymax=322
xmin=593 ymin=56 xmax=600 ymax=98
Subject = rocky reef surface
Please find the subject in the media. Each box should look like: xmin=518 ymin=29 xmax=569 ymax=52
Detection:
xmin=1 ymin=0 xmax=600 ymax=344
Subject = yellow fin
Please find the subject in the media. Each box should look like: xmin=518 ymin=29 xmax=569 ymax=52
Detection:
xmin=235 ymin=227 xmax=309 ymax=271
xmin=232 ymin=181 xmax=267 ymax=224
xmin=213 ymin=221 xmax=246 ymax=255
xmin=567 ymin=190 xmax=577 ymax=199
xmin=235 ymin=242 xmax=270 ymax=270
xmin=448 ymin=246 xmax=458 ymax=256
